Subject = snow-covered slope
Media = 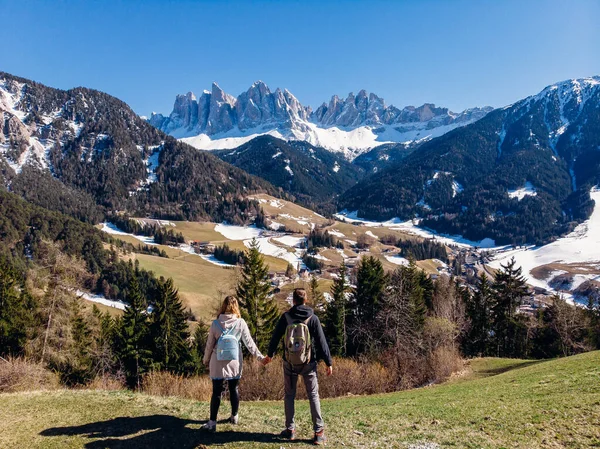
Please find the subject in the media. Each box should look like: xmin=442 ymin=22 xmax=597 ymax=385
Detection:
xmin=490 ymin=186 xmax=600 ymax=300
xmin=149 ymin=81 xmax=491 ymax=160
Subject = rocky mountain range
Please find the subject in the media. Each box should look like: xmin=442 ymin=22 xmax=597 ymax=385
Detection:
xmin=148 ymin=81 xmax=492 ymax=159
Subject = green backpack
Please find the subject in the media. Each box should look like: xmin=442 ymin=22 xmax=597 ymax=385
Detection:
xmin=284 ymin=313 xmax=312 ymax=365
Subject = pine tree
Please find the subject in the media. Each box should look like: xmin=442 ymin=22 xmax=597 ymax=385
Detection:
xmin=463 ymin=273 xmax=493 ymax=356
xmin=150 ymin=278 xmax=192 ymax=373
xmin=325 ymin=262 xmax=350 ymax=356
xmin=92 ymin=306 xmax=116 ymax=377
xmin=492 ymin=257 xmax=530 ymax=357
xmin=236 ymin=238 xmax=279 ymax=351
xmin=402 ymin=261 xmax=427 ymax=332
xmin=117 ymin=277 xmax=152 ymax=388
xmin=309 ymin=275 xmax=326 ymax=321
xmin=0 ymin=261 xmax=34 ymax=356
xmin=192 ymin=320 xmax=210 ymax=373
xmin=353 ymin=256 xmax=387 ymax=323
xmin=350 ymin=256 xmax=387 ymax=355
xmin=67 ymin=303 xmax=94 ymax=385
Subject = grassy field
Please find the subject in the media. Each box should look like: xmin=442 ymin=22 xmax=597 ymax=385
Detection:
xmin=128 ymin=253 xmax=237 ymax=320
xmin=2 ymin=352 xmax=599 ymax=448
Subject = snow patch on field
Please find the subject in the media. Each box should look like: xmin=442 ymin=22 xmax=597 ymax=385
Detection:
xmin=245 ymin=237 xmax=304 ymax=267
xmin=268 ymin=221 xmax=283 ymax=230
xmin=273 ymin=235 xmax=306 ymax=248
xmin=328 ymin=229 xmax=345 ymax=238
xmin=334 ymin=211 xmax=497 ymax=249
xmin=214 ymin=223 xmax=262 ymax=240
xmin=199 ymin=254 xmax=236 ymax=268
xmin=385 ymin=255 xmax=410 ymax=266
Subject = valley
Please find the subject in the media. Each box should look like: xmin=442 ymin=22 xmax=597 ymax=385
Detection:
xmin=97 ymin=194 xmax=451 ymax=319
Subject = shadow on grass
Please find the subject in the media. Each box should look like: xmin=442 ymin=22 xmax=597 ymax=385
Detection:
xmin=478 ymin=360 xmax=543 ymax=378
xmin=40 ymin=415 xmax=306 ymax=448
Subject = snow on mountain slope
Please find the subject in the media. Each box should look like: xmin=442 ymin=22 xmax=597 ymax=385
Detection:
xmin=149 ymin=81 xmax=491 ymax=159
xmin=489 ymin=186 xmax=600 ymax=301
xmin=0 ymin=80 xmax=54 ymax=173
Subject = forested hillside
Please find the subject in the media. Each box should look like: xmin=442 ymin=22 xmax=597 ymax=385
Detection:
xmin=215 ymin=135 xmax=365 ymax=213
xmin=0 ymin=72 xmax=276 ymax=224
xmin=341 ymin=78 xmax=600 ymax=245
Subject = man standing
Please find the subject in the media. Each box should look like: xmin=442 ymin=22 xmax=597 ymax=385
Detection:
xmin=263 ymin=288 xmax=333 ymax=445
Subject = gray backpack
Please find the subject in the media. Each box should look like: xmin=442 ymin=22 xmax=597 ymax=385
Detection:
xmin=284 ymin=313 xmax=312 ymax=365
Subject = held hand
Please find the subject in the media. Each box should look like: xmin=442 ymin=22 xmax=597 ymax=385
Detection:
xmin=326 ymin=365 xmax=333 ymax=376
xmin=261 ymin=356 xmax=272 ymax=366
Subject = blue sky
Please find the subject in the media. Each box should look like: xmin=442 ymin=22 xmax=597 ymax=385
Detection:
xmin=1 ymin=0 xmax=599 ymax=116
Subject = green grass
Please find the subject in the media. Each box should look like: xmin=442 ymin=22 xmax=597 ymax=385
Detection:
xmin=131 ymin=253 xmax=236 ymax=320
xmin=2 ymin=352 xmax=599 ymax=448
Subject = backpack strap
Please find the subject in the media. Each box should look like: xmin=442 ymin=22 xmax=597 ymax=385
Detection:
xmin=214 ymin=319 xmax=233 ymax=336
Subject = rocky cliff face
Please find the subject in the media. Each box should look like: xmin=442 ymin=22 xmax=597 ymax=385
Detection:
xmin=149 ymin=81 xmax=492 ymax=158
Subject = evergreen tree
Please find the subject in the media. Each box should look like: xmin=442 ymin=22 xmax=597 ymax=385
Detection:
xmin=403 ymin=261 xmax=427 ymax=332
xmin=65 ymin=304 xmax=94 ymax=385
xmin=353 ymin=256 xmax=387 ymax=323
xmin=192 ymin=320 xmax=210 ymax=373
xmin=492 ymin=258 xmax=530 ymax=357
xmin=236 ymin=238 xmax=279 ymax=351
xmin=416 ymin=268 xmax=435 ymax=311
xmin=116 ymin=277 xmax=152 ymax=388
xmin=325 ymin=262 xmax=350 ymax=356
xmin=285 ymin=263 xmax=296 ymax=279
xmin=92 ymin=306 xmax=117 ymax=377
xmin=350 ymin=256 xmax=387 ymax=355
xmin=463 ymin=273 xmax=493 ymax=356
xmin=0 ymin=261 xmax=34 ymax=356
xmin=150 ymin=278 xmax=192 ymax=373
xmin=309 ymin=275 xmax=326 ymax=321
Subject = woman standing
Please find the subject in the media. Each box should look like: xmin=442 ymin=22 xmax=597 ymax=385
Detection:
xmin=202 ymin=296 xmax=264 ymax=431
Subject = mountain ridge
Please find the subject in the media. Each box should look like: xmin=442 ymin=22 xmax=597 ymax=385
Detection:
xmin=149 ymin=81 xmax=492 ymax=159
xmin=340 ymin=76 xmax=600 ymax=245
xmin=0 ymin=71 xmax=277 ymax=224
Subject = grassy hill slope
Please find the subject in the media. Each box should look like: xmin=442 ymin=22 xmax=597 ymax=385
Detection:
xmin=2 ymin=353 xmax=599 ymax=448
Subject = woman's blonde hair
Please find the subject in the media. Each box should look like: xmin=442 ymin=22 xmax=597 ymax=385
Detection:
xmin=218 ymin=295 xmax=241 ymax=318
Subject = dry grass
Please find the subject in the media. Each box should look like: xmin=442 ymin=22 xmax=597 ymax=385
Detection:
xmin=87 ymin=374 xmax=126 ymax=391
xmin=0 ymin=357 xmax=60 ymax=393
xmin=141 ymin=358 xmax=394 ymax=403
xmin=142 ymin=371 xmax=213 ymax=402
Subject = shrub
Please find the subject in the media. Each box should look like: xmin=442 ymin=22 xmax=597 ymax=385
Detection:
xmin=427 ymin=346 xmax=463 ymax=383
xmin=87 ymin=373 xmax=126 ymax=391
xmin=0 ymin=357 xmax=60 ymax=393
xmin=141 ymin=358 xmax=395 ymax=402
xmin=141 ymin=371 xmax=212 ymax=401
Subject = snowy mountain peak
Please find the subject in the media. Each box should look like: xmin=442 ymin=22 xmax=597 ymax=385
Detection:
xmin=150 ymin=81 xmax=492 ymax=159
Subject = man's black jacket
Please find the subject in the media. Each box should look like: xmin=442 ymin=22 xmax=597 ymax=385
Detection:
xmin=267 ymin=305 xmax=333 ymax=367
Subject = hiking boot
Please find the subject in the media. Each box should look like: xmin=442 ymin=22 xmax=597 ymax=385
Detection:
xmin=313 ymin=430 xmax=326 ymax=445
xmin=228 ymin=414 xmax=239 ymax=425
xmin=201 ymin=420 xmax=216 ymax=432
xmin=279 ymin=428 xmax=296 ymax=440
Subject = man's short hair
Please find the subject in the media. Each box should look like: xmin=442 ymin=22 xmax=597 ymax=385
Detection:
xmin=293 ymin=288 xmax=307 ymax=305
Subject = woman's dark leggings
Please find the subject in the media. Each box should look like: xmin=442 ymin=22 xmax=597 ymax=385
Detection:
xmin=210 ymin=379 xmax=240 ymax=421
